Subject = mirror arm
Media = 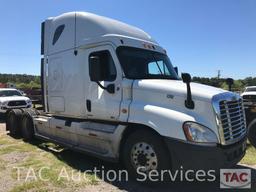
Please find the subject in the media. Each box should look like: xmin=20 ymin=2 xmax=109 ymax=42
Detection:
xmin=96 ymin=81 xmax=115 ymax=94
xmin=185 ymin=82 xmax=194 ymax=109
xmin=96 ymin=81 xmax=107 ymax=90
xmin=181 ymin=73 xmax=194 ymax=109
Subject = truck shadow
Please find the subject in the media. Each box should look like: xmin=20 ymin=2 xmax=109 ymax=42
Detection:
xmin=29 ymin=139 xmax=256 ymax=192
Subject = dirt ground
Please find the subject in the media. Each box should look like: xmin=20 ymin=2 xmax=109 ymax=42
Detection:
xmin=0 ymin=120 xmax=256 ymax=192
xmin=0 ymin=123 xmax=5 ymax=134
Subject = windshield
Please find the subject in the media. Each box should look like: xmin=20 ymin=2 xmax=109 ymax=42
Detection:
xmin=245 ymin=87 xmax=256 ymax=92
xmin=117 ymin=47 xmax=179 ymax=80
xmin=0 ymin=90 xmax=22 ymax=97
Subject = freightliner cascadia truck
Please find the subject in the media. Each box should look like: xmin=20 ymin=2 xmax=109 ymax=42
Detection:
xmin=6 ymin=12 xmax=247 ymax=179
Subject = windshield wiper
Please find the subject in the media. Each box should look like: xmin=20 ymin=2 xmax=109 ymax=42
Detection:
xmin=151 ymin=53 xmax=164 ymax=75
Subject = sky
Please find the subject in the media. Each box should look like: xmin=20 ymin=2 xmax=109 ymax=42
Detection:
xmin=0 ymin=0 xmax=255 ymax=79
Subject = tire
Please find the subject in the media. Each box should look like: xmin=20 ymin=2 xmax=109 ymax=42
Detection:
xmin=248 ymin=119 xmax=256 ymax=148
xmin=0 ymin=112 xmax=5 ymax=121
xmin=6 ymin=109 xmax=23 ymax=137
xmin=21 ymin=109 xmax=37 ymax=141
xmin=122 ymin=129 xmax=171 ymax=182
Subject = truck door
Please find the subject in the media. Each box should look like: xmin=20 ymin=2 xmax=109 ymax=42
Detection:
xmin=86 ymin=45 xmax=122 ymax=121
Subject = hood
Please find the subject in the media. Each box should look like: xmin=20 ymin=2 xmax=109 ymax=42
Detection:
xmin=0 ymin=96 xmax=30 ymax=102
xmin=133 ymin=79 xmax=228 ymax=102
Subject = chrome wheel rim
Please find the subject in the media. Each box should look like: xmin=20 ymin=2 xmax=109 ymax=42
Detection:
xmin=130 ymin=142 xmax=158 ymax=172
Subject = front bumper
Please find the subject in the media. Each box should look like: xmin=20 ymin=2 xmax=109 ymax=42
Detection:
xmin=164 ymin=136 xmax=247 ymax=170
xmin=0 ymin=104 xmax=32 ymax=113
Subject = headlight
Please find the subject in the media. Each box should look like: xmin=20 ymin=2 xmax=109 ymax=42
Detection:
xmin=183 ymin=122 xmax=218 ymax=143
xmin=0 ymin=101 xmax=8 ymax=106
xmin=27 ymin=100 xmax=32 ymax=104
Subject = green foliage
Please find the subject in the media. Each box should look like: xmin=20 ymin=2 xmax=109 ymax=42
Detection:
xmin=0 ymin=73 xmax=38 ymax=83
xmin=193 ymin=76 xmax=256 ymax=91
xmin=0 ymin=73 xmax=40 ymax=89
xmin=16 ymin=81 xmax=41 ymax=89
xmin=1 ymin=73 xmax=256 ymax=92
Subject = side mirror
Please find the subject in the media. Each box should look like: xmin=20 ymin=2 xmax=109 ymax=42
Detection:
xmin=181 ymin=73 xmax=191 ymax=83
xmin=181 ymin=73 xmax=194 ymax=109
xmin=226 ymin=78 xmax=234 ymax=91
xmin=89 ymin=56 xmax=104 ymax=81
xmin=89 ymin=56 xmax=115 ymax=94
xmin=174 ymin=67 xmax=178 ymax=75
xmin=106 ymin=84 xmax=115 ymax=94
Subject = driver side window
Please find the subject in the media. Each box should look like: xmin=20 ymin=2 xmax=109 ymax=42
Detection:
xmin=89 ymin=50 xmax=117 ymax=81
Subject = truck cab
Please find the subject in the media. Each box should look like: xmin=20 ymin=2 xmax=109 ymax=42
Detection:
xmin=7 ymin=12 xmax=247 ymax=179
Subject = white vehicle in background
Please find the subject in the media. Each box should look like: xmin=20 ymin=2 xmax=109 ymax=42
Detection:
xmin=242 ymin=86 xmax=256 ymax=106
xmin=241 ymin=86 xmax=256 ymax=147
xmin=0 ymin=88 xmax=32 ymax=113
xmin=6 ymin=12 xmax=247 ymax=180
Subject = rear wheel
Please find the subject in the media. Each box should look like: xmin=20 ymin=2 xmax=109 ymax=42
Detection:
xmin=6 ymin=109 xmax=23 ymax=137
xmin=248 ymin=119 xmax=256 ymax=148
xmin=122 ymin=129 xmax=171 ymax=181
xmin=21 ymin=109 xmax=37 ymax=141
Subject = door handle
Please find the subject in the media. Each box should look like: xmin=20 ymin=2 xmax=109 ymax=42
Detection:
xmin=86 ymin=99 xmax=91 ymax=112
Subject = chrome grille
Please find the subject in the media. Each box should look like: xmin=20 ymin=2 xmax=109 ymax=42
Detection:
xmin=242 ymin=95 xmax=256 ymax=107
xmin=219 ymin=99 xmax=246 ymax=142
xmin=243 ymin=95 xmax=256 ymax=101
xmin=8 ymin=100 xmax=27 ymax=107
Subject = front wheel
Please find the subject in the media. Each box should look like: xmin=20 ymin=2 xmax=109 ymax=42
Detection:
xmin=122 ymin=129 xmax=171 ymax=182
xmin=248 ymin=119 xmax=256 ymax=148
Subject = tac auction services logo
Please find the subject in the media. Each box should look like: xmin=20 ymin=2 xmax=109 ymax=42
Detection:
xmin=220 ymin=169 xmax=251 ymax=189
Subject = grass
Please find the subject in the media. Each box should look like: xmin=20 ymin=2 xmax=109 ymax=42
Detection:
xmin=0 ymin=137 xmax=15 ymax=145
xmin=0 ymin=157 xmax=6 ymax=171
xmin=0 ymin=142 xmax=36 ymax=155
xmin=1 ymin=130 xmax=256 ymax=191
xmin=10 ymin=181 xmax=46 ymax=192
xmin=240 ymin=143 xmax=256 ymax=165
xmin=0 ymin=134 xmax=99 ymax=192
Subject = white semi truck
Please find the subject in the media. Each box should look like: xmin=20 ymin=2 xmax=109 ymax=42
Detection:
xmin=6 ymin=12 xmax=247 ymax=178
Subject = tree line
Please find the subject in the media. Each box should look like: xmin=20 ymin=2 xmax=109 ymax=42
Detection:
xmin=0 ymin=73 xmax=256 ymax=91
xmin=0 ymin=73 xmax=41 ymax=89
xmin=192 ymin=76 xmax=256 ymax=92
